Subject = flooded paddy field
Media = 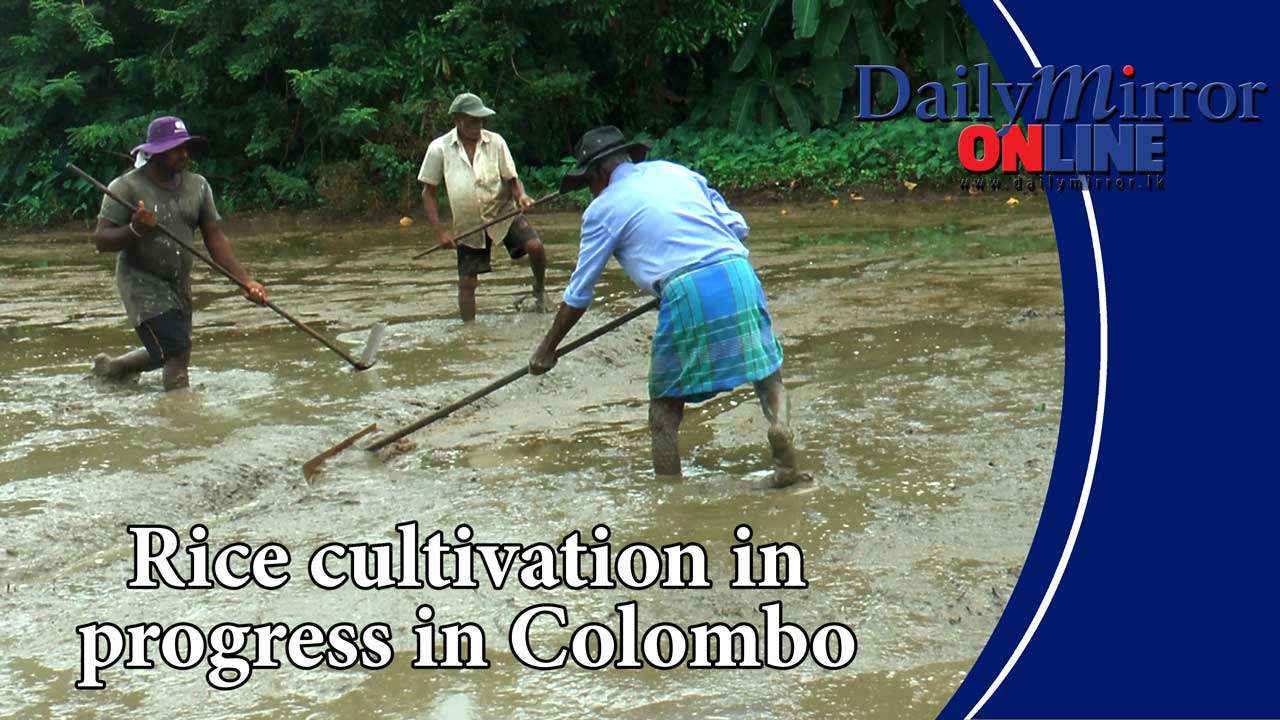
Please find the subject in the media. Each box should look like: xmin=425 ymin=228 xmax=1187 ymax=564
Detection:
xmin=0 ymin=196 xmax=1062 ymax=719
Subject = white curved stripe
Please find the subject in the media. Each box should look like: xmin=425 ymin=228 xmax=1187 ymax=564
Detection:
xmin=990 ymin=0 xmax=1043 ymax=68
xmin=966 ymin=185 xmax=1108 ymax=718
xmin=964 ymin=4 xmax=1109 ymax=718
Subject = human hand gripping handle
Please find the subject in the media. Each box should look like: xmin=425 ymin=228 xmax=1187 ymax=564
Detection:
xmin=529 ymin=342 xmax=558 ymax=375
xmin=243 ymin=280 xmax=268 ymax=305
xmin=530 ymin=303 xmax=586 ymax=375
xmin=436 ymin=228 xmax=456 ymax=249
xmin=129 ymin=201 xmax=157 ymax=237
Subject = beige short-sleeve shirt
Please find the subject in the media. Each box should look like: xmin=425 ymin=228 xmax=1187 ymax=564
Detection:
xmin=418 ymin=128 xmax=519 ymax=247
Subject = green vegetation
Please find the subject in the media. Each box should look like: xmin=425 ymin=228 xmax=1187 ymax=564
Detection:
xmin=1 ymin=0 xmax=997 ymax=225
xmin=644 ymin=121 xmax=966 ymax=193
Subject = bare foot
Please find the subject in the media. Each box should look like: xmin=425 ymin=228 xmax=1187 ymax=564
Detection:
xmin=90 ymin=354 xmax=136 ymax=383
xmin=512 ymin=292 xmax=551 ymax=313
xmin=91 ymin=353 xmax=114 ymax=379
xmin=769 ymin=469 xmax=814 ymax=489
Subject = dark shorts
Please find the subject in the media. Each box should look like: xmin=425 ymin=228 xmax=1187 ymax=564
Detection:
xmin=135 ymin=308 xmax=192 ymax=370
xmin=457 ymin=216 xmax=540 ymax=278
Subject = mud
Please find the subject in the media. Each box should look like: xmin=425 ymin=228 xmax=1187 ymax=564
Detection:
xmin=0 ymin=196 xmax=1061 ymax=719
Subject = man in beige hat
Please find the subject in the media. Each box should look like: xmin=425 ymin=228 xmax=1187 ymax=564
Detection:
xmin=419 ymin=92 xmax=546 ymax=321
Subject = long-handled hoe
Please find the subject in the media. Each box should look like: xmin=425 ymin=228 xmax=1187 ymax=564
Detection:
xmin=302 ymin=297 xmax=660 ymax=479
xmin=411 ymin=192 xmax=561 ymax=261
xmin=69 ymin=164 xmax=387 ymax=371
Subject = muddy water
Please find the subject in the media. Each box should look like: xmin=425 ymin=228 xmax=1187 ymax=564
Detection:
xmin=0 ymin=197 xmax=1061 ymax=719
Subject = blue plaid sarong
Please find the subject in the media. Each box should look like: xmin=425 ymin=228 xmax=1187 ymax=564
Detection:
xmin=649 ymin=255 xmax=784 ymax=402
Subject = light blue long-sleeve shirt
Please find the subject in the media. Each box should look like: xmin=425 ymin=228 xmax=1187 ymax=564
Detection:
xmin=562 ymin=160 xmax=750 ymax=309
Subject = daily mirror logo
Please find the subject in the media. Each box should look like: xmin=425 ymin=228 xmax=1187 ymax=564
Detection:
xmin=854 ymin=64 xmax=1266 ymax=182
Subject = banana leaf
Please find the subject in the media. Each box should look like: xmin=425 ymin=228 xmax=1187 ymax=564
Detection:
xmin=731 ymin=0 xmax=781 ymax=73
xmin=774 ymin=82 xmax=811 ymax=135
xmin=731 ymin=81 xmax=764 ymax=132
xmin=813 ymin=2 xmax=854 ymax=57
xmin=792 ymin=0 xmax=820 ymax=39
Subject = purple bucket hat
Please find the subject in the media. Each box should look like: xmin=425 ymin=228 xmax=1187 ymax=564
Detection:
xmin=130 ymin=116 xmax=208 ymax=156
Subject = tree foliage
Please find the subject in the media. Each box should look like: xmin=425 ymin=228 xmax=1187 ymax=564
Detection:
xmin=0 ymin=0 xmax=990 ymax=224
xmin=712 ymin=0 xmax=998 ymax=135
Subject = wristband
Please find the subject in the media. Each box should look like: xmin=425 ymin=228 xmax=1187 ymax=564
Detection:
xmin=128 ymin=222 xmax=145 ymax=238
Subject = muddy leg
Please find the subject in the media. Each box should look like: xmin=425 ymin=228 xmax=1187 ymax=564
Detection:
xmin=524 ymin=238 xmax=548 ymax=311
xmin=649 ymin=398 xmax=685 ymax=479
xmin=458 ymin=274 xmax=479 ymax=322
xmin=92 ymin=348 xmax=152 ymax=381
xmin=753 ymin=370 xmax=804 ymax=488
xmin=162 ymin=352 xmax=190 ymax=391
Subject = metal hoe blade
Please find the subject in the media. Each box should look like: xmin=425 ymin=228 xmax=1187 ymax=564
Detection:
xmin=302 ymin=423 xmax=379 ymax=480
xmin=356 ymin=322 xmax=387 ymax=370
xmin=301 ymin=299 xmax=659 ymax=479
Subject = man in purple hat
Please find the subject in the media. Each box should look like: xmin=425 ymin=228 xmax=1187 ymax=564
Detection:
xmin=91 ymin=115 xmax=267 ymax=391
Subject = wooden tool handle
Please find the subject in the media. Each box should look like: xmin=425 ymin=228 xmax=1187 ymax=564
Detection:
xmin=412 ymin=191 xmax=562 ymax=260
xmin=364 ymin=297 xmax=660 ymax=451
xmin=67 ymin=163 xmax=370 ymax=369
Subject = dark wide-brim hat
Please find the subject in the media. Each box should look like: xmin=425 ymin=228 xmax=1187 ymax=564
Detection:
xmin=130 ymin=116 xmax=208 ymax=156
xmin=560 ymin=126 xmax=650 ymax=193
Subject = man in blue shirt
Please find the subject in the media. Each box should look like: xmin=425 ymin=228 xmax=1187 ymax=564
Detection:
xmin=530 ymin=126 xmax=805 ymax=488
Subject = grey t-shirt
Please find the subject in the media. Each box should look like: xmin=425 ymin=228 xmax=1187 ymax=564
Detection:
xmin=97 ymin=169 xmax=220 ymax=326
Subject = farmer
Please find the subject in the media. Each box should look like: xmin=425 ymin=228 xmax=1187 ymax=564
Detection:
xmin=529 ymin=126 xmax=805 ymax=488
xmin=419 ymin=92 xmax=547 ymax=321
xmin=91 ymin=115 xmax=267 ymax=391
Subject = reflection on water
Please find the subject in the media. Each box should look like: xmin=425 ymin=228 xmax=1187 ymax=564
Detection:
xmin=0 ymin=197 xmax=1061 ymax=718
